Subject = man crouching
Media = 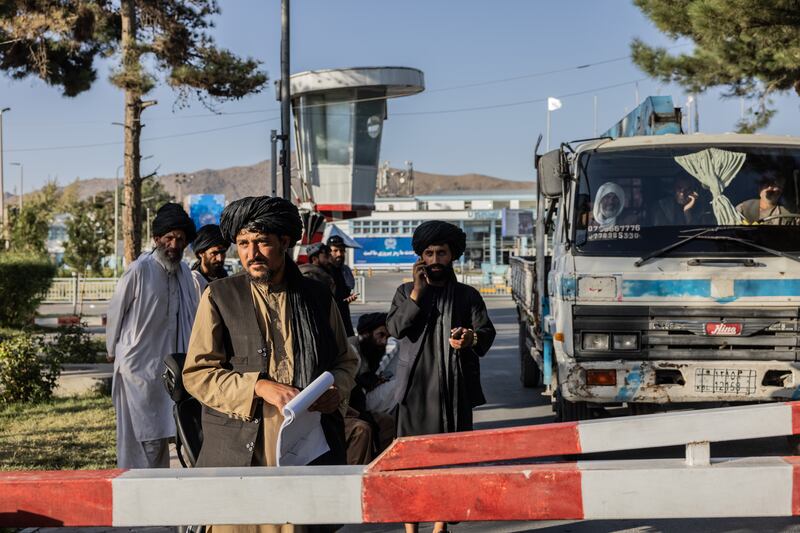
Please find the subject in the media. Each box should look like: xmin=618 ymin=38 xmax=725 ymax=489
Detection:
xmin=183 ymin=196 xmax=358 ymax=533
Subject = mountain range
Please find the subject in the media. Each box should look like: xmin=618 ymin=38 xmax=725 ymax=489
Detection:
xmin=6 ymin=159 xmax=533 ymax=203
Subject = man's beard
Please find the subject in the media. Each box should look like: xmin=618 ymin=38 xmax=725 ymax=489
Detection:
xmin=245 ymin=263 xmax=275 ymax=286
xmin=359 ymin=338 xmax=385 ymax=371
xmin=154 ymin=246 xmax=181 ymax=273
xmin=203 ymin=261 xmax=227 ymax=279
xmin=426 ymin=263 xmax=453 ymax=282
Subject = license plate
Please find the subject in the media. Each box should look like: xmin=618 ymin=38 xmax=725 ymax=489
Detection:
xmin=695 ymin=368 xmax=757 ymax=395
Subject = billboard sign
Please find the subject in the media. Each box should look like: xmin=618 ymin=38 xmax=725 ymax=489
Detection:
xmin=502 ymin=208 xmax=534 ymax=237
xmin=354 ymin=236 xmax=416 ymax=264
xmin=188 ymin=194 xmax=225 ymax=229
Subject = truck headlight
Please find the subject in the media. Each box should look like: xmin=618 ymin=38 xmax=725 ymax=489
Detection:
xmin=582 ymin=333 xmax=609 ymax=351
xmin=613 ymin=333 xmax=639 ymax=350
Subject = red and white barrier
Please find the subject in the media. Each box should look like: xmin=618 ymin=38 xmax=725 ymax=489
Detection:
xmin=370 ymin=400 xmax=800 ymax=471
xmin=3 ymin=401 xmax=800 ymax=526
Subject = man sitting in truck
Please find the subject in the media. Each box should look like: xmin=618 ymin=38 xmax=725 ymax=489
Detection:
xmin=736 ymin=175 xmax=797 ymax=225
xmin=652 ymin=176 xmax=710 ymax=226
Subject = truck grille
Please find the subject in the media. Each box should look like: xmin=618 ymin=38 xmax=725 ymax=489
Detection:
xmin=573 ymin=306 xmax=800 ymax=361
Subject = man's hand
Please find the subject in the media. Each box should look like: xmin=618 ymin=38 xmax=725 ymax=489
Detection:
xmin=344 ymin=293 xmax=359 ymax=304
xmin=449 ymin=327 xmax=475 ymax=350
xmin=410 ymin=258 xmax=428 ymax=302
xmin=254 ymin=379 xmax=300 ymax=411
xmin=684 ymin=191 xmax=699 ymax=212
xmin=106 ymin=354 xmax=115 ymax=363
xmin=309 ymin=385 xmax=341 ymax=414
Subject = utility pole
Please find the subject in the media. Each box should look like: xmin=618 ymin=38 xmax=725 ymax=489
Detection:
xmin=0 ymin=107 xmax=10 ymax=248
xmin=175 ymin=173 xmax=192 ymax=206
xmin=270 ymin=129 xmax=278 ymax=197
xmin=10 ymin=162 xmax=22 ymax=212
xmin=280 ymin=0 xmax=291 ymax=200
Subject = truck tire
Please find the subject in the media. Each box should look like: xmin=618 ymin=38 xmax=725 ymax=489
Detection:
xmin=554 ymin=388 xmax=590 ymax=422
xmin=519 ymin=322 xmax=540 ymax=388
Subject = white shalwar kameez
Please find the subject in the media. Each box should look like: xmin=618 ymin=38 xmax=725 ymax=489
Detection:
xmin=106 ymin=252 xmax=206 ymax=468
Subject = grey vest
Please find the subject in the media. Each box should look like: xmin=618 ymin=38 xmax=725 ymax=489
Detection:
xmin=195 ymin=273 xmax=344 ymax=467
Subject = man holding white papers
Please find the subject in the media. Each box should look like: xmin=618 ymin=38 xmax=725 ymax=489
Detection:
xmin=183 ymin=196 xmax=358 ymax=533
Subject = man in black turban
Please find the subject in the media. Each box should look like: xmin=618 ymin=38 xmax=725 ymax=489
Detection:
xmin=106 ymin=202 xmax=203 ymax=469
xmin=191 ymin=224 xmax=229 ymax=283
xmin=387 ymin=219 xmax=496 ymax=533
xmin=326 ymin=234 xmax=357 ymax=337
xmin=183 ymin=196 xmax=358 ymax=521
xmin=152 ymin=202 xmax=197 ymax=247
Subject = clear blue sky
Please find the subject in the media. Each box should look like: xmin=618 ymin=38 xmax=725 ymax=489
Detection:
xmin=2 ymin=0 xmax=800 ymax=194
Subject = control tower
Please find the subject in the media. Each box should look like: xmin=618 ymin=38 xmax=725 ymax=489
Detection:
xmin=289 ymin=66 xmax=424 ymax=219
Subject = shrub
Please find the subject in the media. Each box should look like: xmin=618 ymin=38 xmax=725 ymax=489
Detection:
xmin=0 ymin=332 xmax=62 ymax=404
xmin=0 ymin=253 xmax=56 ymax=328
xmin=43 ymin=324 xmax=106 ymax=364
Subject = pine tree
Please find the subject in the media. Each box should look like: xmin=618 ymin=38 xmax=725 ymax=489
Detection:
xmin=631 ymin=0 xmax=800 ymax=131
xmin=0 ymin=1 xmax=267 ymax=262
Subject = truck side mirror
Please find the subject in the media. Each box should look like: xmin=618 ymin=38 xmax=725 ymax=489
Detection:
xmin=537 ymin=149 xmax=568 ymax=199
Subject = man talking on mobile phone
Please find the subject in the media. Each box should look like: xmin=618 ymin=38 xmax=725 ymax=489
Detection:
xmin=387 ymin=220 xmax=496 ymax=533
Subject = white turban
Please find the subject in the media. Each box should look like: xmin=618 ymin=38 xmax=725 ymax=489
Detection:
xmin=593 ymin=182 xmax=626 ymax=227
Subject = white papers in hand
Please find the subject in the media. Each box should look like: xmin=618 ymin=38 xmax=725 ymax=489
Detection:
xmin=276 ymin=371 xmax=334 ymax=466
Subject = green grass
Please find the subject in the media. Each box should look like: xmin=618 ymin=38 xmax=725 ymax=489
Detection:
xmin=0 ymin=393 xmax=115 ymax=470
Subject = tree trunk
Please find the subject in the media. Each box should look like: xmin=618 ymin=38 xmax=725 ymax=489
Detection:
xmin=120 ymin=0 xmax=142 ymax=264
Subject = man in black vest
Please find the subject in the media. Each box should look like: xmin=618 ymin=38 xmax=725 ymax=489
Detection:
xmin=183 ymin=196 xmax=358 ymax=533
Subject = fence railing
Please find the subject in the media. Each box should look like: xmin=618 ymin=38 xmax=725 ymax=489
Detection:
xmin=43 ymin=277 xmax=118 ymax=304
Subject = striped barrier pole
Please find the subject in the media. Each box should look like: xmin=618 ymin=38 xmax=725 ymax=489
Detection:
xmin=3 ymin=401 xmax=800 ymax=526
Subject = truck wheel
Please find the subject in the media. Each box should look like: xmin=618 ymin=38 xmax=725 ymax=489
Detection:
xmin=554 ymin=388 xmax=590 ymax=422
xmin=519 ymin=322 xmax=541 ymax=388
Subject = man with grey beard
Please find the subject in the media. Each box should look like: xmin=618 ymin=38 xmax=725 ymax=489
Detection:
xmin=106 ymin=202 xmax=205 ymax=468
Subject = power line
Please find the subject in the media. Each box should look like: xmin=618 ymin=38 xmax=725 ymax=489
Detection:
xmin=6 ymin=116 xmax=280 ymax=153
xmin=426 ymin=43 xmax=690 ymax=94
xmin=391 ymin=78 xmax=649 ymax=116
xmin=7 ymin=75 xmax=652 ymax=153
xmin=10 ymin=45 xmax=691 ymax=127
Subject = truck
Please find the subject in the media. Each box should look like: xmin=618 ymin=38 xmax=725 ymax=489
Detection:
xmin=512 ymin=96 xmax=800 ymax=423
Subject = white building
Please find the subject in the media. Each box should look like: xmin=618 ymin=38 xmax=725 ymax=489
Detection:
xmin=335 ymin=189 xmax=536 ymax=273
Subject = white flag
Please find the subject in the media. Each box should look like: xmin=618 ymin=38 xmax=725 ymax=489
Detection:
xmin=547 ymin=97 xmax=562 ymax=111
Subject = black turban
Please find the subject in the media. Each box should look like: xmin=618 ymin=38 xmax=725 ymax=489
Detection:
xmin=192 ymin=224 xmax=228 ymax=255
xmin=219 ymin=196 xmax=303 ymax=245
xmin=357 ymin=312 xmax=388 ymax=335
xmin=412 ymin=220 xmax=466 ymax=260
xmin=152 ymin=202 xmax=196 ymax=243
xmin=327 ymin=235 xmax=347 ymax=248
xmin=306 ymin=242 xmax=329 ymax=259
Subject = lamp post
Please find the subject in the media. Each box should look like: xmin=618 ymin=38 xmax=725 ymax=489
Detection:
xmin=9 ymin=162 xmax=22 ymax=212
xmin=0 ymin=107 xmax=10 ymax=248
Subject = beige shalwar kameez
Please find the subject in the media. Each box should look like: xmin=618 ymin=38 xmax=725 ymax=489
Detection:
xmin=183 ymin=281 xmax=358 ymax=533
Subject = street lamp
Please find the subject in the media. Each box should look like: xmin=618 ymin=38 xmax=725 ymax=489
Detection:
xmin=9 ymin=162 xmax=22 ymax=212
xmin=0 ymin=107 xmax=10 ymax=248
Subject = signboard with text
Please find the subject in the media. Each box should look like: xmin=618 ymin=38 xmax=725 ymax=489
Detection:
xmin=354 ymin=236 xmax=416 ymax=264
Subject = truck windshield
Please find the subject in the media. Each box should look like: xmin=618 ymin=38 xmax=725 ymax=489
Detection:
xmin=573 ymin=145 xmax=800 ymax=256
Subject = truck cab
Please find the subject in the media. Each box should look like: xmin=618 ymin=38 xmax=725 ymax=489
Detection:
xmin=515 ymin=99 xmax=800 ymax=421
